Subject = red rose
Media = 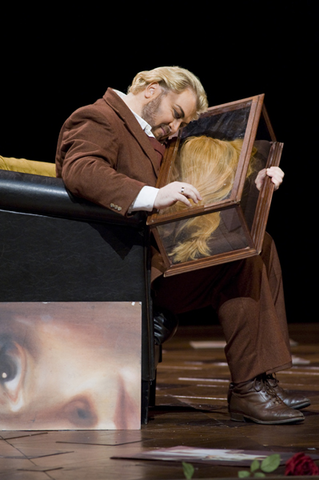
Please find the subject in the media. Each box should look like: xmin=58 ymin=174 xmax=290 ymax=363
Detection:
xmin=285 ymin=452 xmax=319 ymax=476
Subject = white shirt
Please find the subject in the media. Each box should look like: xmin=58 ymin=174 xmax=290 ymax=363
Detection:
xmin=114 ymin=90 xmax=159 ymax=212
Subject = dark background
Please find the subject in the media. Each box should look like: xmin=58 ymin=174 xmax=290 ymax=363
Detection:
xmin=1 ymin=2 xmax=317 ymax=323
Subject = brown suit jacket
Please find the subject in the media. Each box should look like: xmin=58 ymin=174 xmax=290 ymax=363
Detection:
xmin=55 ymin=88 xmax=161 ymax=216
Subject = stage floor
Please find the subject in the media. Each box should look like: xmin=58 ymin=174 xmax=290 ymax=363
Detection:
xmin=0 ymin=323 xmax=318 ymax=479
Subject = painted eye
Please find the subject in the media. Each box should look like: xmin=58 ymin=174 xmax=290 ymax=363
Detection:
xmin=1 ymin=355 xmax=17 ymax=382
xmin=0 ymin=340 xmax=25 ymax=405
xmin=62 ymin=397 xmax=98 ymax=428
xmin=1 ymin=342 xmax=19 ymax=380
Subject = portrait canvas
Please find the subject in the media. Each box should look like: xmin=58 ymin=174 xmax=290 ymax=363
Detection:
xmin=0 ymin=302 xmax=141 ymax=430
xmin=147 ymin=94 xmax=283 ymax=277
xmin=114 ymin=446 xmax=319 ymax=467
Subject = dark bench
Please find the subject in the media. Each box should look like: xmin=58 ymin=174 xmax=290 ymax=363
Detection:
xmin=0 ymin=169 xmax=155 ymax=424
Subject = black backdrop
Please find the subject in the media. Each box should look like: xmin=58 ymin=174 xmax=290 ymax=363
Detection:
xmin=1 ymin=2 xmax=317 ymax=323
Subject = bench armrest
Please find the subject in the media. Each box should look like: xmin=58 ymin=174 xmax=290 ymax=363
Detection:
xmin=0 ymin=170 xmax=144 ymax=227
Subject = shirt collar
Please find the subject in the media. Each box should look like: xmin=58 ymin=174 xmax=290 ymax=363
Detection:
xmin=114 ymin=90 xmax=155 ymax=138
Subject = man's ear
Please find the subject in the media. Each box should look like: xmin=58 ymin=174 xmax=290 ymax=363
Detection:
xmin=144 ymin=82 xmax=160 ymax=99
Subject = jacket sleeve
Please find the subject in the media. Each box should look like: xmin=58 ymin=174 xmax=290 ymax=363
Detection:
xmin=56 ymin=105 xmax=147 ymax=216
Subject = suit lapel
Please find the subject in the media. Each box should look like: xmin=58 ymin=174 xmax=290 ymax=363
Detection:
xmin=103 ymin=89 xmax=163 ymax=177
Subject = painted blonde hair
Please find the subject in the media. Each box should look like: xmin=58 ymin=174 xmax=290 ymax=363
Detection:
xmin=166 ymin=136 xmax=254 ymax=263
xmin=128 ymin=66 xmax=208 ymax=117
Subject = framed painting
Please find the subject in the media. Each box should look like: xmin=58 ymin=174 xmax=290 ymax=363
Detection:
xmin=147 ymin=94 xmax=283 ymax=277
xmin=0 ymin=301 xmax=141 ymax=430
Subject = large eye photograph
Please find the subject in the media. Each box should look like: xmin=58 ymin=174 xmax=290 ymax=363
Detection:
xmin=0 ymin=302 xmax=141 ymax=430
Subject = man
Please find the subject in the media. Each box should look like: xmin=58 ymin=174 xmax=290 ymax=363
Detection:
xmin=56 ymin=66 xmax=310 ymax=424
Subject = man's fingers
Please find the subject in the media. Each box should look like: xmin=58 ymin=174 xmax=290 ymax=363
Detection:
xmin=176 ymin=192 xmax=192 ymax=207
xmin=179 ymin=184 xmax=202 ymax=203
xmin=154 ymin=182 xmax=202 ymax=209
xmin=266 ymin=167 xmax=285 ymax=190
xmin=255 ymin=167 xmax=285 ymax=191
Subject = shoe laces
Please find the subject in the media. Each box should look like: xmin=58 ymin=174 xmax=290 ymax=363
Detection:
xmin=265 ymin=373 xmax=279 ymax=386
xmin=254 ymin=374 xmax=282 ymax=404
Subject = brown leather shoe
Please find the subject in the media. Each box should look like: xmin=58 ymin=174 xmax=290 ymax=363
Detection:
xmin=265 ymin=374 xmax=311 ymax=409
xmin=228 ymin=375 xmax=305 ymax=424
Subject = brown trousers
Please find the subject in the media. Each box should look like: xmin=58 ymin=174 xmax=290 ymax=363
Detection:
xmin=153 ymin=233 xmax=292 ymax=383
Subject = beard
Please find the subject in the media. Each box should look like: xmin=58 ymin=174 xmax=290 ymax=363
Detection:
xmin=141 ymin=92 xmax=170 ymax=142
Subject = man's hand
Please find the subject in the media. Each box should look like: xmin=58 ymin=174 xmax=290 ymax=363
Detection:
xmin=255 ymin=166 xmax=285 ymax=191
xmin=154 ymin=181 xmax=202 ymax=210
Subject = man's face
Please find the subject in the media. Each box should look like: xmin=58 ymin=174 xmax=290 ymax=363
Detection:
xmin=141 ymin=87 xmax=197 ymax=142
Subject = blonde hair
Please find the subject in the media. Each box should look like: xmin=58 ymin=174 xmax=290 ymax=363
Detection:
xmin=128 ymin=66 xmax=208 ymax=116
xmin=166 ymin=136 xmax=254 ymax=263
